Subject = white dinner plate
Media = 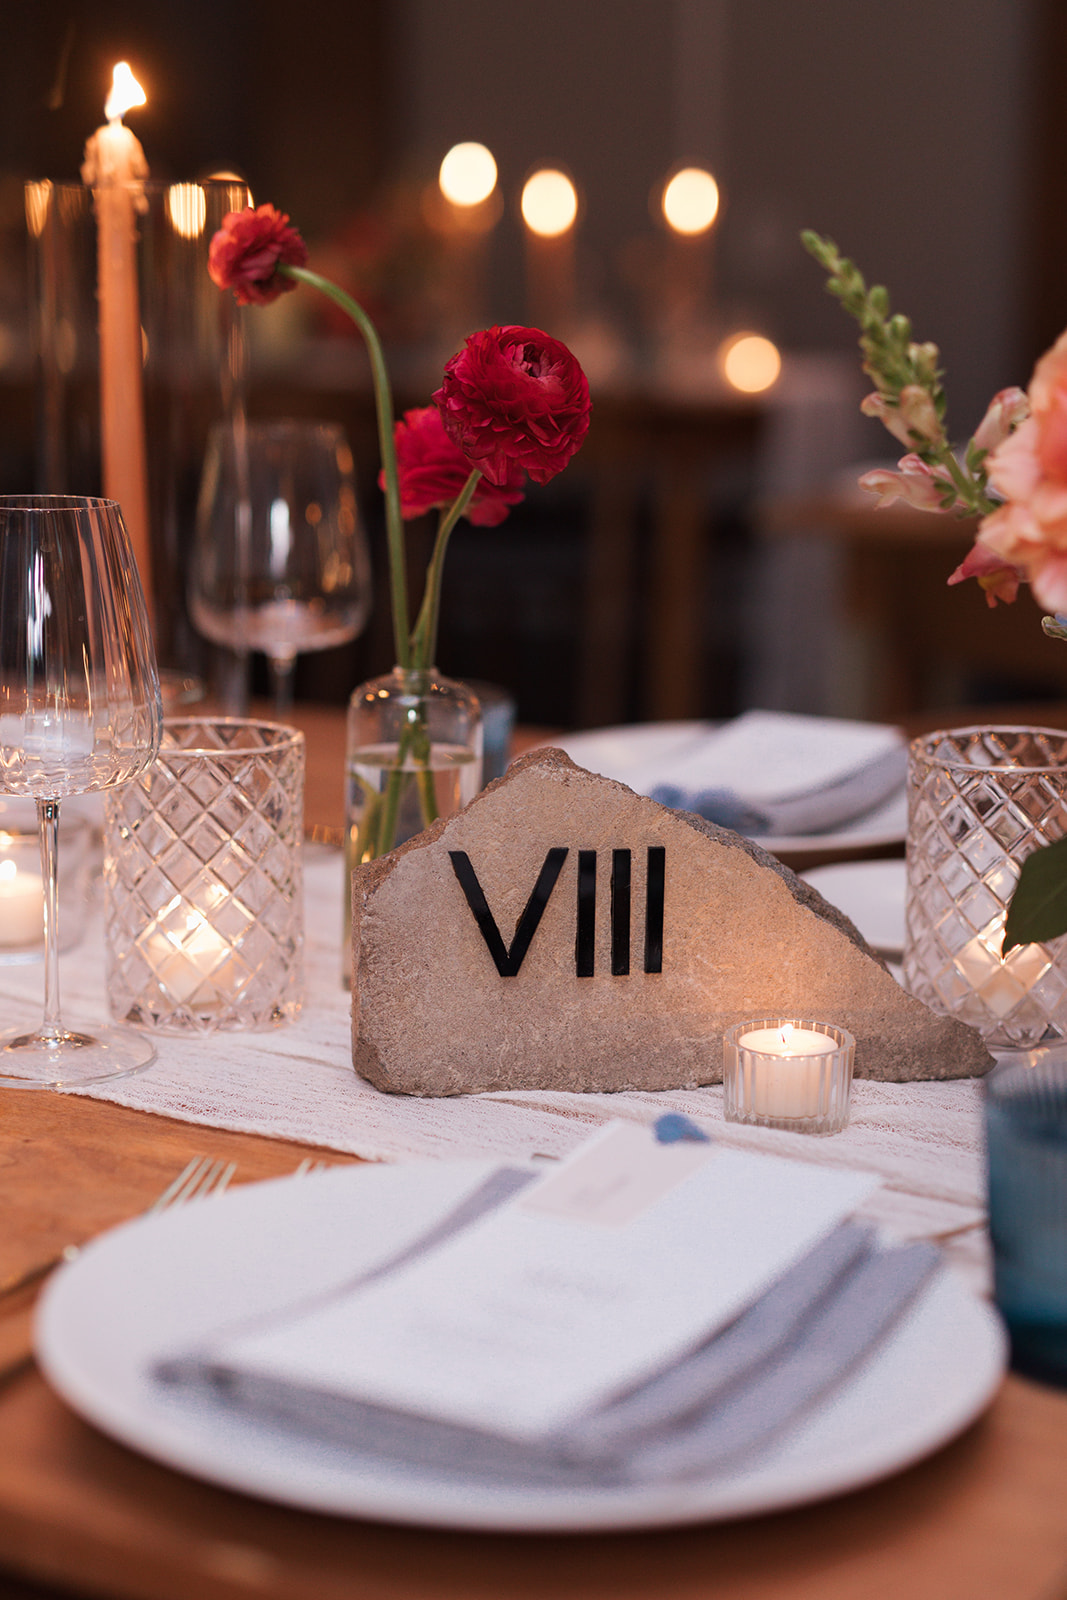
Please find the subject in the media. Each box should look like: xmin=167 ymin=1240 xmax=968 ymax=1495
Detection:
xmin=803 ymin=859 xmax=908 ymax=956
xmin=35 ymin=1161 xmax=1005 ymax=1533
xmin=550 ymin=723 xmax=908 ymax=856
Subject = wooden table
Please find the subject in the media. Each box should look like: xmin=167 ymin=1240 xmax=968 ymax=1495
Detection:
xmin=4 ymin=704 xmax=1067 ymax=1600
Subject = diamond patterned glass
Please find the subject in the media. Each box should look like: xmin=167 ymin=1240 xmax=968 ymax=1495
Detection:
xmin=104 ymin=720 xmax=304 ymax=1032
xmin=904 ymin=727 xmax=1067 ymax=1049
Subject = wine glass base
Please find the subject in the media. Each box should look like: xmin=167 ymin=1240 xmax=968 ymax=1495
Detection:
xmin=0 ymin=1024 xmax=156 ymax=1090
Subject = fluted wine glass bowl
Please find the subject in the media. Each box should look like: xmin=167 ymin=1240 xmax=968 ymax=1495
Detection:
xmin=189 ymin=420 xmax=372 ymax=713
xmin=0 ymin=496 xmax=163 ymax=1087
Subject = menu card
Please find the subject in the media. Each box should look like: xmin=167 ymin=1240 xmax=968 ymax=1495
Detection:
xmin=182 ymin=1123 xmax=879 ymax=1442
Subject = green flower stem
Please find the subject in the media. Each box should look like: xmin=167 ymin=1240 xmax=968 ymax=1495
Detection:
xmin=276 ymin=272 xmax=481 ymax=855
xmin=409 ymin=469 xmax=482 ymax=670
xmin=801 ymin=231 xmax=1002 ymax=517
xmin=280 ymin=263 xmax=411 ymax=669
xmin=372 ymin=472 xmax=483 ymax=849
xmin=373 ymin=729 xmax=418 ymax=857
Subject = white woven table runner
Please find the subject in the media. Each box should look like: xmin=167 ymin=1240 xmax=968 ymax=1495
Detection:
xmin=1 ymin=846 xmax=991 ymax=1289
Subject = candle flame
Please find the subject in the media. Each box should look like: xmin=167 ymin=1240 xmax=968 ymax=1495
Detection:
xmin=25 ymin=180 xmax=52 ymax=239
xmin=439 ymin=142 xmax=498 ymax=207
xmin=167 ymin=183 xmax=207 ymax=239
xmin=0 ymin=859 xmax=16 ymax=883
xmin=521 ymin=169 xmax=578 ymax=238
xmin=105 ymin=62 xmax=146 ymax=122
xmin=779 ymin=1023 xmax=794 ymax=1048
xmin=662 ymin=167 xmax=719 ymax=235
xmin=721 ymin=332 xmax=782 ymax=394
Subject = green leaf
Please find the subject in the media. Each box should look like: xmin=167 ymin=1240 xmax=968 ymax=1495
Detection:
xmin=1002 ymin=838 xmax=1067 ymax=951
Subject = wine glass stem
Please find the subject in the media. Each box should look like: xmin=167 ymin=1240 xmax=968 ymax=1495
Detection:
xmin=36 ymin=797 xmax=63 ymax=1044
xmin=269 ymin=655 xmax=297 ymax=716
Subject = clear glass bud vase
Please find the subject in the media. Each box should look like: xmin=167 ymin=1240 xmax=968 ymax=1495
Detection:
xmin=343 ymin=667 xmax=483 ymax=981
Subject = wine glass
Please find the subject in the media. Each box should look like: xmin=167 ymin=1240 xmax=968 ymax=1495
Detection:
xmin=189 ymin=419 xmax=373 ymax=713
xmin=0 ymin=496 xmax=163 ymax=1087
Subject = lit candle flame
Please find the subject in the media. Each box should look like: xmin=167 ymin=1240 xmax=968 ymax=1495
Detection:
xmin=439 ymin=142 xmax=498 ymax=207
xmin=521 ymin=169 xmax=578 ymax=238
xmin=105 ymin=62 xmax=146 ymax=123
xmin=0 ymin=859 xmax=16 ymax=883
xmin=721 ymin=332 xmax=781 ymax=394
xmin=779 ymin=1023 xmax=794 ymax=1049
xmin=662 ymin=167 xmax=719 ymax=236
xmin=167 ymin=183 xmax=207 ymax=239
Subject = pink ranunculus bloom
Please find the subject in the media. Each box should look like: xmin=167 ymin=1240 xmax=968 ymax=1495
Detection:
xmin=971 ymin=386 xmax=1029 ymax=454
xmin=859 ymin=453 xmax=956 ymax=512
xmin=208 ymin=204 xmax=309 ymax=307
xmin=947 ymin=539 xmax=1023 ymax=607
xmin=380 ymin=407 xmax=525 ymax=527
xmin=433 ymin=326 xmax=591 ymax=487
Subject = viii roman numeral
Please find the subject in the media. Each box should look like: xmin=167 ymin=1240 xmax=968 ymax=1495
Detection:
xmin=449 ymin=847 xmax=664 ymax=978
xmin=449 ymin=848 xmax=568 ymax=976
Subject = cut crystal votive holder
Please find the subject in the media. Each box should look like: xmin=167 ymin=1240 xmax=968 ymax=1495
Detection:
xmin=904 ymin=726 xmax=1067 ymax=1051
xmin=722 ymin=1018 xmax=855 ymax=1135
xmin=104 ymin=720 xmax=305 ymax=1033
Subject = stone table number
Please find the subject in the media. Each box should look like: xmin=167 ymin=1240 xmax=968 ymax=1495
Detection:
xmin=350 ymin=749 xmax=992 ymax=1096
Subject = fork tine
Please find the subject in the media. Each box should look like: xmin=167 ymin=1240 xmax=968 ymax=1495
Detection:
xmin=151 ymin=1156 xmax=237 ymax=1210
xmin=150 ymin=1156 xmax=211 ymax=1211
xmin=182 ymin=1158 xmax=236 ymax=1203
xmin=292 ymin=1157 xmax=330 ymax=1177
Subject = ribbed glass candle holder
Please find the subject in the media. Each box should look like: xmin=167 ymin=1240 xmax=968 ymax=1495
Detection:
xmin=723 ymin=1018 xmax=855 ymax=1135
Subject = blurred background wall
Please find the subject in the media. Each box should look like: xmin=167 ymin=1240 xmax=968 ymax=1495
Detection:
xmin=0 ymin=0 xmax=1062 ymax=727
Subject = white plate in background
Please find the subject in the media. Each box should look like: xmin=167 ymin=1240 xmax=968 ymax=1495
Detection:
xmin=802 ymin=859 xmax=908 ymax=957
xmin=550 ymin=723 xmax=908 ymax=857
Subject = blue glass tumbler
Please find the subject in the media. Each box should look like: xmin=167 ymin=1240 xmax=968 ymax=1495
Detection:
xmin=985 ymin=1057 xmax=1067 ymax=1385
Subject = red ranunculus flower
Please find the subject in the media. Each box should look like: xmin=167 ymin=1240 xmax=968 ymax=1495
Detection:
xmin=208 ymin=204 xmax=309 ymax=306
xmin=432 ymin=326 xmax=591 ymax=487
xmin=380 ymin=407 xmax=525 ymax=528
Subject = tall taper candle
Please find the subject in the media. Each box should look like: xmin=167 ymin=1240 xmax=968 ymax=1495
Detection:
xmin=80 ymin=63 xmax=153 ymax=626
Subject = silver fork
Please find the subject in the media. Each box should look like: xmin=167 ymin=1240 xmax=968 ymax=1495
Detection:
xmin=0 ymin=1155 xmax=237 ymax=1304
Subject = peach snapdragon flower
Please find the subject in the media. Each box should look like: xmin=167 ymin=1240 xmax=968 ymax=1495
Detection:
xmin=859 ymin=453 xmax=958 ymax=512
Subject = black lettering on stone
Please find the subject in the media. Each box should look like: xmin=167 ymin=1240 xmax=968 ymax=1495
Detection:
xmin=611 ymin=849 xmax=631 ymax=975
xmin=576 ymin=850 xmax=597 ymax=977
xmin=644 ymin=846 xmax=665 ymax=973
xmin=449 ymin=849 xmax=568 ymax=977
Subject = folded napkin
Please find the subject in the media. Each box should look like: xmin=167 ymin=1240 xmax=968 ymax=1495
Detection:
xmin=618 ymin=710 xmax=906 ymax=836
xmin=164 ymin=1220 xmax=938 ymax=1487
xmin=158 ymin=1130 xmax=938 ymax=1489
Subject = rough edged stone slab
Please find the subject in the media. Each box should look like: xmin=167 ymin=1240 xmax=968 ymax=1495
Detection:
xmin=351 ymin=748 xmax=993 ymax=1095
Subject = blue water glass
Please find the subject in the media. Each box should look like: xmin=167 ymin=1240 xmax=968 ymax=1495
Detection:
xmin=985 ymin=1058 xmax=1067 ymax=1385
xmin=465 ymin=680 xmax=517 ymax=786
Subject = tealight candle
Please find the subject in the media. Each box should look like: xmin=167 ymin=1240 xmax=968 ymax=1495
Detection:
xmin=723 ymin=1019 xmax=855 ymax=1136
xmin=144 ymin=900 xmax=239 ymax=1009
xmin=0 ymin=856 xmax=45 ymax=948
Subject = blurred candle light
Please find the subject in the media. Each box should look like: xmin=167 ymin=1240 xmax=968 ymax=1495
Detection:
xmin=720 ymin=332 xmax=781 ymax=394
xmin=661 ymin=166 xmax=720 ymax=236
xmin=166 ymin=182 xmax=207 ymax=240
xmin=521 ymin=169 xmax=578 ymax=238
xmin=80 ymin=62 xmax=153 ymax=626
xmin=521 ymin=168 xmax=578 ymax=331
xmin=439 ymin=142 xmax=497 ymax=208
xmin=432 ymin=143 xmax=500 ymax=346
xmin=654 ymin=166 xmax=720 ymax=361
